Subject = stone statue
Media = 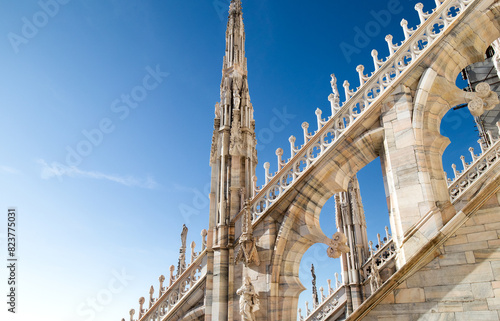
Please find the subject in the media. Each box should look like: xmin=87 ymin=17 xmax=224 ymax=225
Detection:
xmin=177 ymin=225 xmax=188 ymax=276
xmin=181 ymin=224 xmax=188 ymax=249
xmin=370 ymin=259 xmax=382 ymax=294
xmin=330 ymin=73 xmax=339 ymax=97
xmin=237 ymin=277 xmax=260 ymax=321
xmin=215 ymin=102 xmax=221 ymax=119
xmin=235 ymin=202 xmax=260 ymax=266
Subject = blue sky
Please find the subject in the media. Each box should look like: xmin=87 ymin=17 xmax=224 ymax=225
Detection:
xmin=0 ymin=1 xmax=483 ymax=320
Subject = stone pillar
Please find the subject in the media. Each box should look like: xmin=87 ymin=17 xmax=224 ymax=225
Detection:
xmin=379 ymin=85 xmax=446 ymax=264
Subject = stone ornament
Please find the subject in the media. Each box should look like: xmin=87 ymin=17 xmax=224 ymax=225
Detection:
xmin=235 ymin=202 xmax=260 ymax=266
xmin=464 ymin=82 xmax=499 ymax=117
xmin=369 ymin=259 xmax=382 ymax=294
xmin=177 ymin=225 xmax=188 ymax=276
xmin=236 ymin=277 xmax=260 ymax=321
xmin=326 ymin=232 xmax=350 ymax=259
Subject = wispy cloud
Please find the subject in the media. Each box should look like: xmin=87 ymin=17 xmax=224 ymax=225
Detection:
xmin=37 ymin=159 xmax=158 ymax=189
xmin=0 ymin=165 xmax=21 ymax=175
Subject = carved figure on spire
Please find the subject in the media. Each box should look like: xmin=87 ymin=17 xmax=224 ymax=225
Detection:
xmin=235 ymin=202 xmax=260 ymax=266
xmin=330 ymin=73 xmax=339 ymax=97
xmin=177 ymin=225 xmax=188 ymax=276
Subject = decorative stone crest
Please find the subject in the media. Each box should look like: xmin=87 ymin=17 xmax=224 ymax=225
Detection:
xmin=236 ymin=276 xmax=259 ymax=321
xmin=465 ymin=82 xmax=499 ymax=117
xmin=235 ymin=202 xmax=260 ymax=266
xmin=326 ymin=231 xmax=350 ymax=258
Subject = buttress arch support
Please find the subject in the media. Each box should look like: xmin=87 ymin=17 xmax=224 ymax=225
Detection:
xmin=386 ymin=0 xmax=500 ymax=267
xmin=267 ymin=129 xmax=384 ymax=321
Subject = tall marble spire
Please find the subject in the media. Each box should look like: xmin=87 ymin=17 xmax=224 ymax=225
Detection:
xmin=206 ymin=1 xmax=257 ymax=318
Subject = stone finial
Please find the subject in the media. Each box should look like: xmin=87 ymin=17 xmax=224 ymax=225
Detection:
xmin=451 ymin=164 xmax=458 ymax=180
xmin=400 ymin=19 xmax=410 ymax=40
xmin=478 ymin=139 xmax=485 ymax=154
xmin=414 ymin=3 xmax=426 ymax=25
xmin=201 ymin=229 xmax=208 ymax=251
xmin=138 ymin=297 xmax=145 ymax=318
xmin=289 ymin=135 xmax=296 ymax=157
xmin=327 ymin=279 xmax=333 ymax=295
xmin=319 ymin=286 xmax=325 ymax=302
xmin=169 ymin=265 xmax=176 ymax=286
xmin=191 ymin=241 xmax=197 ymax=263
xmin=434 ymin=0 xmax=443 ymax=8
xmin=305 ymin=301 xmax=310 ymax=315
xmin=276 ymin=148 xmax=284 ymax=170
xmin=385 ymin=35 xmax=395 ymax=56
xmin=264 ymin=162 xmax=271 ymax=184
xmin=159 ymin=275 xmax=165 ymax=297
xmin=302 ymin=122 xmax=310 ymax=145
xmin=326 ymin=232 xmax=350 ymax=258
xmin=335 ymin=272 xmax=340 ymax=288
xmin=377 ymin=233 xmax=382 ymax=247
xmin=369 ymin=240 xmax=374 ymax=255
xmin=315 ymin=108 xmax=323 ymax=131
xmin=343 ymin=80 xmax=351 ymax=101
xmin=385 ymin=226 xmax=390 ymax=240
xmin=129 ymin=309 xmax=135 ymax=321
xmin=460 ymin=155 xmax=467 ymax=171
xmin=487 ymin=131 xmax=494 ymax=145
xmin=252 ymin=175 xmax=259 ymax=198
xmin=469 ymin=147 xmax=476 ymax=162
xmin=356 ymin=65 xmax=365 ymax=86
xmin=328 ymin=94 xmax=340 ymax=116
xmin=371 ymin=50 xmax=380 ymax=71
xmin=149 ymin=286 xmax=154 ymax=308
xmin=298 ymin=308 xmax=304 ymax=321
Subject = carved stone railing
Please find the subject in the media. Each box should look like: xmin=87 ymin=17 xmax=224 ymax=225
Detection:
xmin=249 ymin=0 xmax=476 ymax=223
xmin=448 ymin=126 xmax=500 ymax=202
xmin=134 ymin=250 xmax=207 ymax=321
xmin=361 ymin=227 xmax=396 ymax=283
xmin=123 ymin=229 xmax=208 ymax=321
xmin=301 ymin=286 xmax=346 ymax=321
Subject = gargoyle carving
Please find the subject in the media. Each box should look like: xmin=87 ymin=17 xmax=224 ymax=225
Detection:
xmin=326 ymin=231 xmax=350 ymax=259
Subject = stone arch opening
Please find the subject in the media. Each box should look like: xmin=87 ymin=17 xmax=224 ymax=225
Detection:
xmin=295 ymin=156 xmax=392 ymax=319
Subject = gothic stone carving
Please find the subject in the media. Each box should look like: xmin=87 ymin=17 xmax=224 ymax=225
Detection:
xmin=235 ymin=202 xmax=260 ymax=266
xmin=237 ymin=277 xmax=260 ymax=321
xmin=326 ymin=232 xmax=350 ymax=259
